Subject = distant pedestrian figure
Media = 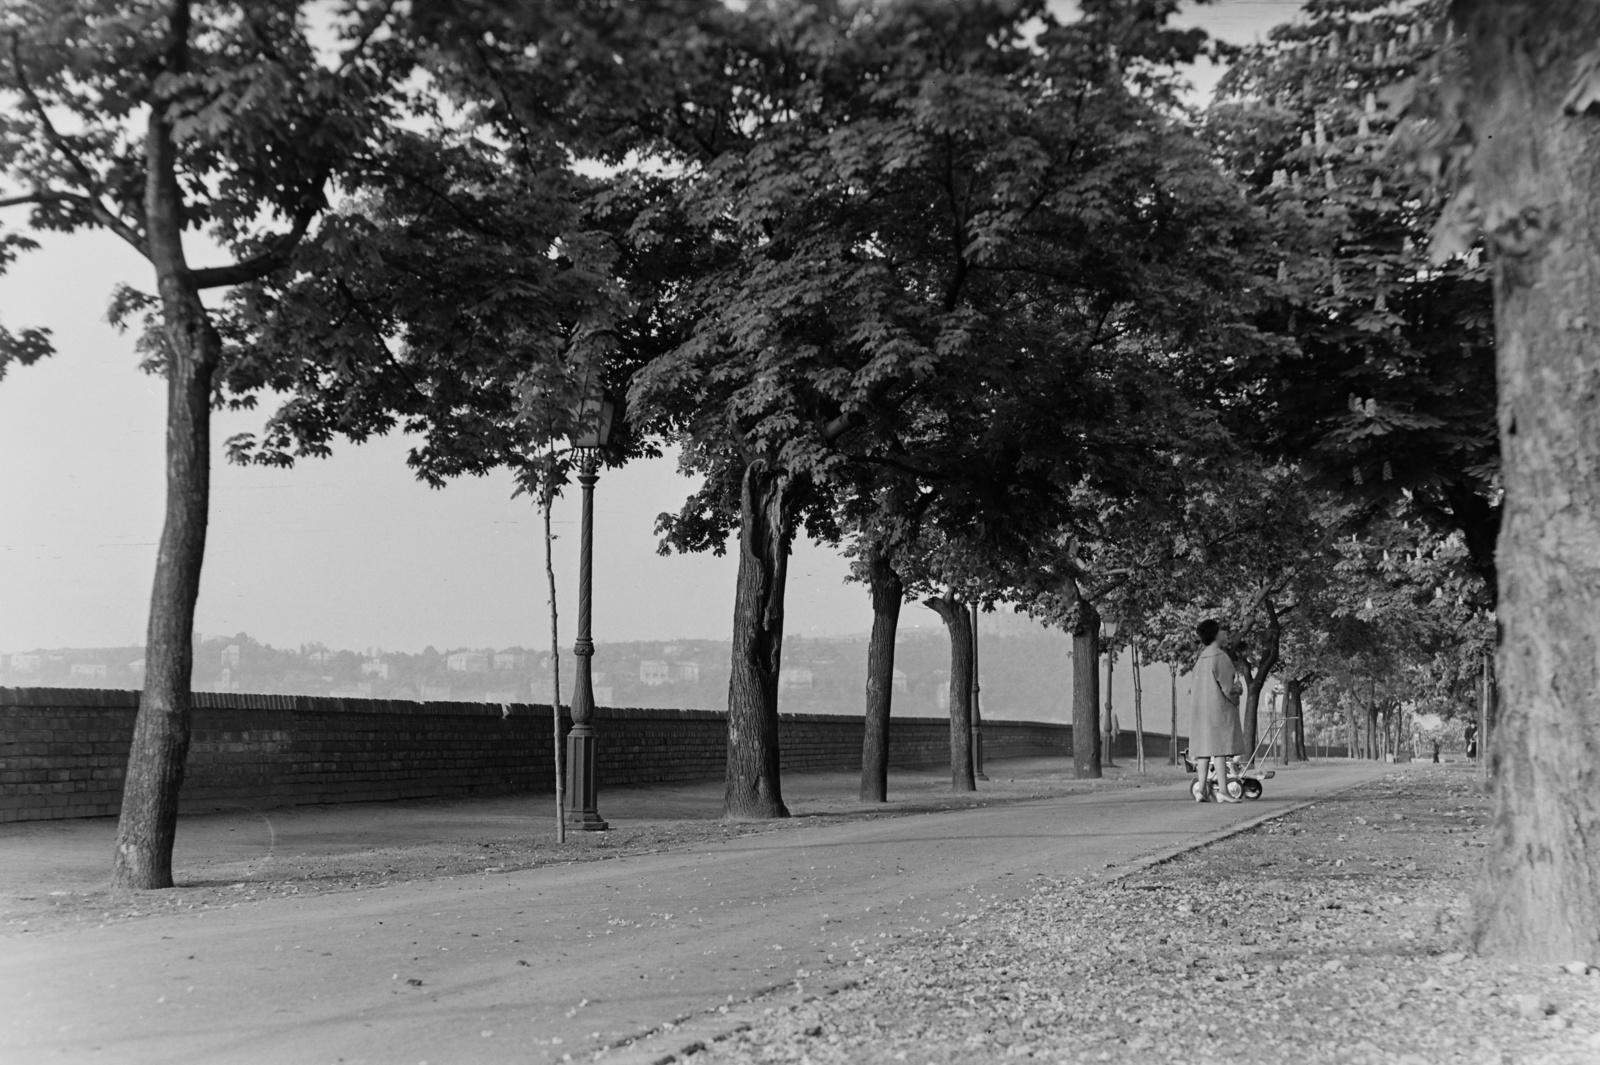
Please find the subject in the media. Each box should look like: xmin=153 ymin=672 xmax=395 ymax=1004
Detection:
xmin=1431 ymin=738 xmax=1440 ymax=763
xmin=1190 ymin=619 xmax=1245 ymax=803
xmin=1464 ymin=721 xmax=1479 ymax=762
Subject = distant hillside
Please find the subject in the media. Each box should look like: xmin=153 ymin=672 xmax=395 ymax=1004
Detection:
xmin=2 ymin=622 xmax=1189 ymax=730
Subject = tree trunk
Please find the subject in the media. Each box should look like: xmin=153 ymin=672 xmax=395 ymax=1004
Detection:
xmin=925 ymin=590 xmax=975 ymax=792
xmin=1282 ymin=678 xmax=1304 ymax=764
xmin=1131 ymin=643 xmax=1145 ymax=773
xmin=1168 ymin=663 xmax=1179 ymax=765
xmin=111 ymin=101 xmax=219 ymax=890
xmin=723 ymin=460 xmax=796 ymax=820
xmin=1462 ymin=0 xmax=1600 ymax=956
xmin=859 ymin=547 xmax=902 ymax=803
xmin=1102 ymin=642 xmax=1117 ymax=767
xmin=1293 ymin=687 xmax=1308 ymax=760
xmin=1238 ymin=615 xmax=1279 ymax=761
xmin=1071 ymin=604 xmax=1101 ymax=779
xmin=542 ymin=473 xmax=566 ymax=844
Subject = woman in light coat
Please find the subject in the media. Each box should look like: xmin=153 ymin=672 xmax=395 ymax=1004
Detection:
xmin=1190 ymin=618 xmax=1245 ymax=802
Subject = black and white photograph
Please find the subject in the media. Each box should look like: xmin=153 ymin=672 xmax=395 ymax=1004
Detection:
xmin=2 ymin=1 xmax=1597 ymax=1062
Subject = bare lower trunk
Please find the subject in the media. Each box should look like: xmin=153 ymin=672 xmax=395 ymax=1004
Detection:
xmin=1282 ymin=679 xmax=1304 ymax=764
xmin=111 ymin=279 xmax=216 ymax=889
xmin=1457 ymin=0 xmax=1600 ymax=962
xmin=542 ymin=478 xmax=565 ymax=844
xmin=1131 ymin=643 xmax=1145 ymax=772
xmin=926 ymin=590 xmax=974 ymax=792
xmin=1168 ymin=664 xmax=1178 ymax=765
xmin=859 ymin=548 xmax=902 ymax=803
xmin=724 ymin=461 xmax=795 ymax=820
xmin=1102 ymin=643 xmax=1117 ymax=767
xmin=1071 ymin=606 xmax=1101 ymax=779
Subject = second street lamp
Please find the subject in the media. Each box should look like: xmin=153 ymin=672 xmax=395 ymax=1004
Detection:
xmin=565 ymin=392 xmax=614 ymax=832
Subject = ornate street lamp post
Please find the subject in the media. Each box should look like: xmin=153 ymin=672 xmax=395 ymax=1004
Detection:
xmin=969 ymin=600 xmax=987 ymax=782
xmin=565 ymin=393 xmax=614 ymax=831
xmin=1101 ymin=618 xmax=1119 ymax=768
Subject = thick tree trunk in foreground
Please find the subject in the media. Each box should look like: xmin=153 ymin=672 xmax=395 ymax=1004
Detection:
xmin=926 ymin=590 xmax=974 ymax=792
xmin=112 ymin=287 xmax=216 ymax=889
xmin=111 ymin=99 xmax=220 ymax=890
xmin=1456 ymin=0 xmax=1600 ymax=962
xmin=859 ymin=549 xmax=902 ymax=803
xmin=1071 ymin=605 xmax=1101 ymax=779
xmin=723 ymin=461 xmax=795 ymax=820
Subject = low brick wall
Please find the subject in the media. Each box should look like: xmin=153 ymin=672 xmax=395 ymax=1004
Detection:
xmin=1 ymin=687 xmax=1182 ymax=823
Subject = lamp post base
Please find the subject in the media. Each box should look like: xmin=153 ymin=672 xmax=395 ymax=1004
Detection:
xmin=564 ymin=727 xmax=608 ymax=832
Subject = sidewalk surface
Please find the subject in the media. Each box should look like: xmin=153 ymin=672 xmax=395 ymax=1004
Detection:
xmin=1 ymin=756 xmax=1381 ymax=1064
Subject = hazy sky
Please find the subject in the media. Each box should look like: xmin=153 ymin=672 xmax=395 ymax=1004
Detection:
xmin=0 ymin=1 xmax=1301 ymax=656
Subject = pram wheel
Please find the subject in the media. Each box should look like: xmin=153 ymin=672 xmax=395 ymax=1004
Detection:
xmin=1190 ymin=779 xmax=1205 ymax=801
xmin=1224 ymin=778 xmax=1244 ymax=801
xmin=1242 ymin=778 xmax=1263 ymax=800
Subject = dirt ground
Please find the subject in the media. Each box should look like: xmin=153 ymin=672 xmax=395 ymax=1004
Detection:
xmin=674 ymin=764 xmax=1600 ymax=1065
xmin=0 ymin=756 xmax=1195 ymax=936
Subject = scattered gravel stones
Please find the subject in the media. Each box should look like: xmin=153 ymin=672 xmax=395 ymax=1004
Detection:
xmin=673 ymin=767 xmax=1600 ymax=1065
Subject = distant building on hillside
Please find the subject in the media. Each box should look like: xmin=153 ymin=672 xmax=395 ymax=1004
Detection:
xmin=447 ymin=651 xmax=488 ymax=673
xmin=221 ymin=644 xmax=241 ymax=670
xmin=70 ymin=663 xmax=108 ymax=681
xmin=308 ymin=650 xmax=333 ymax=666
xmin=640 ymin=660 xmax=670 ymax=686
xmin=8 ymin=653 xmax=40 ymax=674
xmin=892 ymin=668 xmax=908 ymax=693
xmin=779 ymin=667 xmax=813 ymax=691
xmin=214 ymin=668 xmax=237 ymax=693
xmin=493 ymin=652 xmax=526 ymax=671
xmin=361 ymin=658 xmax=390 ymax=680
xmin=671 ymin=661 xmax=700 ymax=684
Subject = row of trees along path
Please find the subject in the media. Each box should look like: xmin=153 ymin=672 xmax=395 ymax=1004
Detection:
xmin=2 ymin=0 xmax=1597 ymax=965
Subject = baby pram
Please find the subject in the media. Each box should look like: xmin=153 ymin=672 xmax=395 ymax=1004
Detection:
xmin=1184 ymin=718 xmax=1281 ymax=801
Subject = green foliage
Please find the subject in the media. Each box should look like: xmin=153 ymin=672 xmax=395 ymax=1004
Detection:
xmin=1204 ymin=0 xmax=1498 ymax=586
xmin=604 ymin=0 xmax=1261 ymax=577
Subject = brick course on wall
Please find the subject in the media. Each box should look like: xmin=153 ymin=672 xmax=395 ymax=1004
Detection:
xmin=1 ymin=687 xmax=1187 ymax=823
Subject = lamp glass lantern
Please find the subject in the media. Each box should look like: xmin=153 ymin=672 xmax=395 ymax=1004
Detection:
xmin=571 ymin=394 xmax=615 ymax=449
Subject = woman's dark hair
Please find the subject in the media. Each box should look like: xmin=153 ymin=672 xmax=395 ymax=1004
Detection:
xmin=1196 ymin=618 xmax=1220 ymax=645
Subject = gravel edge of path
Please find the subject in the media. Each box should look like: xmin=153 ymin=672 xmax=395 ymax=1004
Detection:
xmin=604 ymin=766 xmax=1600 ymax=1065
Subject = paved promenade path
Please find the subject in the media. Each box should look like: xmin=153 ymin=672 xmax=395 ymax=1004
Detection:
xmin=2 ymin=761 xmax=1387 ymax=1065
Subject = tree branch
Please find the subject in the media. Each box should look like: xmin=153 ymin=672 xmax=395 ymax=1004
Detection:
xmin=7 ymin=34 xmax=145 ymax=252
xmin=189 ymin=192 xmax=323 ymax=289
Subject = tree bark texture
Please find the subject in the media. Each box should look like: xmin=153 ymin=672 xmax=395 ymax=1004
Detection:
xmin=111 ymin=92 xmax=220 ymax=890
xmin=1168 ymin=665 xmax=1179 ymax=765
xmin=859 ymin=548 xmax=902 ymax=803
xmin=1071 ymin=605 xmax=1101 ymax=779
xmin=543 ymin=480 xmax=566 ymax=844
xmin=1131 ymin=643 xmax=1145 ymax=772
xmin=1238 ymin=614 xmax=1279 ymax=761
xmin=1458 ymin=0 xmax=1600 ymax=963
xmin=926 ymin=591 xmax=975 ymax=792
xmin=1282 ymin=678 xmax=1305 ymax=763
xmin=723 ymin=461 xmax=796 ymax=820
xmin=1102 ymin=643 xmax=1117 ymax=767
